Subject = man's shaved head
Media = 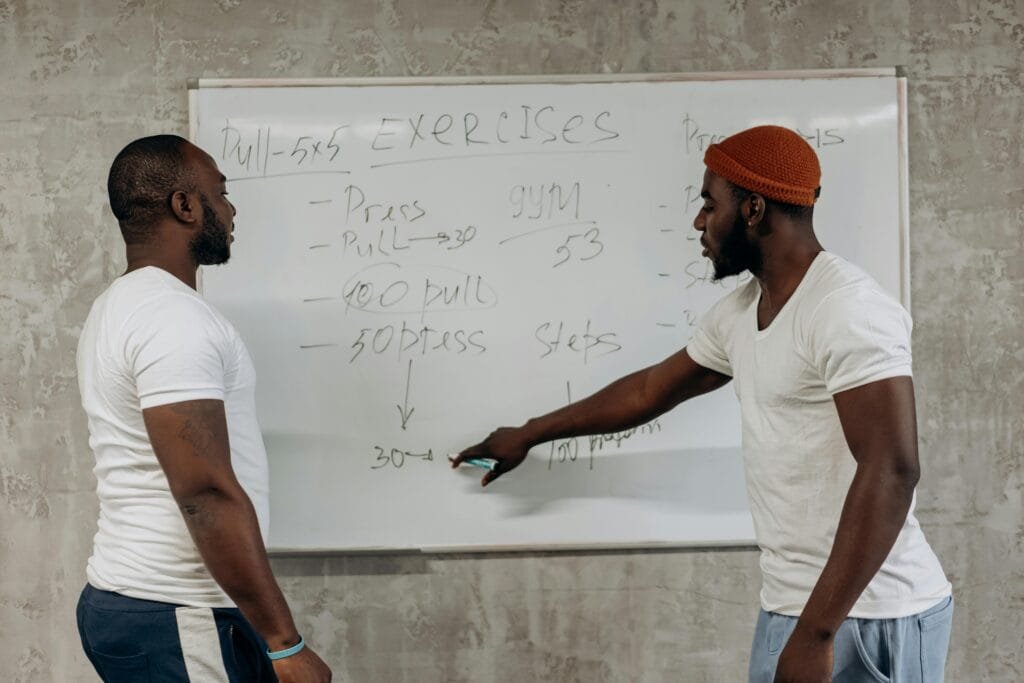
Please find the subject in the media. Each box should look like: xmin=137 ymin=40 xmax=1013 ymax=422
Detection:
xmin=107 ymin=135 xmax=195 ymax=244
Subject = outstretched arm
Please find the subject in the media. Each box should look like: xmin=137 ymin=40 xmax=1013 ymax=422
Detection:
xmin=452 ymin=348 xmax=730 ymax=485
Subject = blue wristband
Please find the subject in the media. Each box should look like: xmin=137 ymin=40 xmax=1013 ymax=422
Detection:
xmin=267 ymin=636 xmax=305 ymax=661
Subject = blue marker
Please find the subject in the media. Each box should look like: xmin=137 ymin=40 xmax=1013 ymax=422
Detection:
xmin=464 ymin=458 xmax=498 ymax=472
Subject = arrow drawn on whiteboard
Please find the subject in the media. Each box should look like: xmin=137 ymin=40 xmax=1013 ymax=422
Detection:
xmin=407 ymin=232 xmax=451 ymax=245
xmin=396 ymin=359 xmax=415 ymax=430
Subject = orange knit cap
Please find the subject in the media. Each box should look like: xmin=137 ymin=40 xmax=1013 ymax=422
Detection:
xmin=703 ymin=125 xmax=821 ymax=207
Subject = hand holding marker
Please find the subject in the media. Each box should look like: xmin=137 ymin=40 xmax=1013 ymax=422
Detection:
xmin=451 ymin=426 xmax=533 ymax=486
xmin=461 ymin=457 xmax=497 ymax=472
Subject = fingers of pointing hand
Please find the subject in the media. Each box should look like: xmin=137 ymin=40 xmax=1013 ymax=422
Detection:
xmin=450 ymin=444 xmax=485 ymax=468
xmin=482 ymin=467 xmax=501 ymax=487
xmin=482 ymin=456 xmax=518 ymax=486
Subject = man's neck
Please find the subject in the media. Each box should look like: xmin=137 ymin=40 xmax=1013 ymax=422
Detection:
xmin=751 ymin=229 xmax=823 ymax=327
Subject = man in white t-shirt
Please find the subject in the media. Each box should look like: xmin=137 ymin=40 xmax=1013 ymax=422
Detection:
xmin=76 ymin=135 xmax=331 ymax=682
xmin=453 ymin=125 xmax=952 ymax=682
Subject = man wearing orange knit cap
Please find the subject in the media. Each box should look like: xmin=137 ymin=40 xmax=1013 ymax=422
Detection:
xmin=454 ymin=125 xmax=952 ymax=682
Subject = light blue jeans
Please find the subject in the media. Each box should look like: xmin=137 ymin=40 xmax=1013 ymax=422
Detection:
xmin=748 ymin=596 xmax=953 ymax=682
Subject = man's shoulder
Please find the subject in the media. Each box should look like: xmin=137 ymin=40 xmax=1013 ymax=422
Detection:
xmin=810 ymin=252 xmax=876 ymax=291
xmin=102 ymin=269 xmax=225 ymax=341
xmin=799 ymin=253 xmax=903 ymax=319
xmin=795 ymin=254 xmax=912 ymax=355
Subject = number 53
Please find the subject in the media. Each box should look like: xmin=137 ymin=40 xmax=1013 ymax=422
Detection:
xmin=554 ymin=227 xmax=604 ymax=267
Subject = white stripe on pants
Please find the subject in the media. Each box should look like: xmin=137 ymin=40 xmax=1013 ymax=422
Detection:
xmin=175 ymin=606 xmax=231 ymax=682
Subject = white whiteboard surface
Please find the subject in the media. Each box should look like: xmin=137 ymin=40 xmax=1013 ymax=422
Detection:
xmin=190 ymin=71 xmax=908 ymax=552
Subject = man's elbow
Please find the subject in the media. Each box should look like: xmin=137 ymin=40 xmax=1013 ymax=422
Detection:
xmin=874 ymin=453 xmax=920 ymax=497
xmin=174 ymin=482 xmax=248 ymax=520
xmin=894 ymin=462 xmax=920 ymax=497
xmin=857 ymin=449 xmax=920 ymax=495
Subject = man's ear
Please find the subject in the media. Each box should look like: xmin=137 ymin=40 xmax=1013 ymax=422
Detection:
xmin=169 ymin=190 xmax=200 ymax=224
xmin=747 ymin=193 xmax=766 ymax=221
xmin=746 ymin=193 xmax=769 ymax=235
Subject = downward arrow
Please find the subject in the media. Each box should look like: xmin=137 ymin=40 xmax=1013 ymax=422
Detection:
xmin=396 ymin=359 xmax=415 ymax=430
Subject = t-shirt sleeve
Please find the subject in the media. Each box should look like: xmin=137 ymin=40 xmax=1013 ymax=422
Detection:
xmin=805 ymin=285 xmax=913 ymax=395
xmin=123 ymin=293 xmax=228 ymax=409
xmin=686 ymin=295 xmax=735 ymax=377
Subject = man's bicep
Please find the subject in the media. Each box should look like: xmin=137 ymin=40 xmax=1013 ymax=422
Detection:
xmin=648 ymin=348 xmax=732 ymax=407
xmin=142 ymin=399 xmax=238 ymax=499
xmin=833 ymin=376 xmax=919 ymax=473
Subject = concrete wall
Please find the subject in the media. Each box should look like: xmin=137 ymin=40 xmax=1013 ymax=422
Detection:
xmin=1 ymin=1 xmax=1021 ymax=680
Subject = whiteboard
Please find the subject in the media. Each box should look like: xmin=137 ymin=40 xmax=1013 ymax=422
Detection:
xmin=189 ymin=70 xmax=909 ymax=552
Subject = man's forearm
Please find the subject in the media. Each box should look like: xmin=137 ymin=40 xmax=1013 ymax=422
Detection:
xmin=521 ymin=356 xmax=727 ymax=447
xmin=795 ymin=462 xmax=918 ymax=639
xmin=179 ymin=486 xmax=299 ymax=651
xmin=520 ymin=369 xmax=661 ymax=447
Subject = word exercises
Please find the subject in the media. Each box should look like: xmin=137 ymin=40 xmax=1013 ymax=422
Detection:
xmin=194 ymin=74 xmax=906 ymax=551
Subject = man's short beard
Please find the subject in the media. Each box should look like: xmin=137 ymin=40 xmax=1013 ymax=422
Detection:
xmin=711 ymin=211 xmax=762 ymax=281
xmin=190 ymin=195 xmax=231 ymax=266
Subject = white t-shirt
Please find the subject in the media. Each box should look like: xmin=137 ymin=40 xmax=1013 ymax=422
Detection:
xmin=687 ymin=252 xmax=950 ymax=618
xmin=76 ymin=266 xmax=269 ymax=608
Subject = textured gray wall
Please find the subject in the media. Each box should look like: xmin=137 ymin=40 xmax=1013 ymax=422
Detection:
xmin=1 ymin=1 xmax=1021 ymax=680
